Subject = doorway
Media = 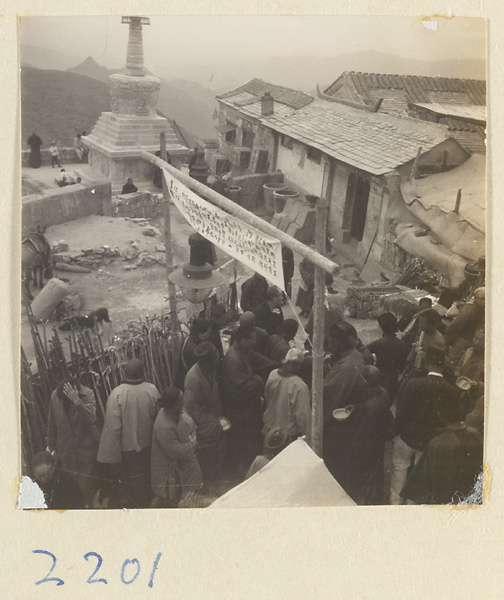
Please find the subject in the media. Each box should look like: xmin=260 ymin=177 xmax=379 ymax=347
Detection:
xmin=342 ymin=172 xmax=371 ymax=242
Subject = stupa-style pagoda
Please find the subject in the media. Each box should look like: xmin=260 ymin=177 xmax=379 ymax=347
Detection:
xmin=84 ymin=16 xmax=189 ymax=189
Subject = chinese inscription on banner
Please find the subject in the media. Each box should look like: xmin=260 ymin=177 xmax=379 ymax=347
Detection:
xmin=163 ymin=170 xmax=285 ymax=290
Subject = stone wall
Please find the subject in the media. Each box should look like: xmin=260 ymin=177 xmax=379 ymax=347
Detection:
xmin=22 ymin=147 xmax=81 ymax=168
xmin=22 ymin=181 xmax=111 ymax=233
xmin=227 ymin=172 xmax=284 ymax=210
xmin=108 ymin=191 xmax=163 ymax=219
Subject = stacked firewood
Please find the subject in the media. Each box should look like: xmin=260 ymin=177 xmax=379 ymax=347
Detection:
xmin=393 ymin=258 xmax=439 ymax=292
xmin=346 ymin=285 xmax=402 ymax=319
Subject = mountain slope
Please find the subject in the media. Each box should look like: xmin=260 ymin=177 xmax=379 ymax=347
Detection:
xmin=67 ymin=57 xmax=218 ymax=140
xmin=21 ymin=66 xmax=197 ymax=150
xmin=21 ymin=66 xmax=111 ymax=147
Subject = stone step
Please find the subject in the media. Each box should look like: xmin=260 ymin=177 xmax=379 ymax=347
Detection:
xmin=93 ymin=121 xmax=178 ymax=138
xmin=92 ymin=124 xmax=180 ymax=143
xmin=97 ymin=119 xmax=171 ymax=132
xmin=104 ymin=114 xmax=169 ymax=126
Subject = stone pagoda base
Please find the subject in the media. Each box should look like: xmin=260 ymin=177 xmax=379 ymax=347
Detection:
xmin=84 ymin=112 xmax=189 ymax=191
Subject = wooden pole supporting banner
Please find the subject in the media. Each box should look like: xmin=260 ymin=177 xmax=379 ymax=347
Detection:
xmin=159 ymin=133 xmax=180 ymax=377
xmin=141 ymin=151 xmax=339 ymax=277
xmin=311 ymin=196 xmax=328 ymax=457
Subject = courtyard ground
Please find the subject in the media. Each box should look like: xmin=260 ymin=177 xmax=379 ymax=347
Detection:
xmin=21 ymin=161 xmax=380 ymax=367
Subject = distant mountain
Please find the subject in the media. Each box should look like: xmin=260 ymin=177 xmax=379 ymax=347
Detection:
xmin=66 ymin=57 xmax=218 ymax=140
xmin=21 ymin=44 xmax=84 ymax=72
xmin=20 ymin=66 xmax=196 ymax=150
xmin=66 ymin=56 xmax=121 ymax=84
xmin=156 ymin=51 xmax=486 ymax=94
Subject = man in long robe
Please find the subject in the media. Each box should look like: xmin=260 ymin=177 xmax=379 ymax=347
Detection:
xmin=263 ymin=348 xmax=312 ymax=446
xmin=183 ymin=342 xmax=225 ymax=491
xmin=390 ymin=346 xmax=461 ymax=505
xmin=27 ymin=132 xmax=42 ymax=168
xmin=367 ymin=312 xmax=407 ymax=404
xmin=403 ymin=308 xmax=446 ymax=379
xmin=253 ymin=285 xmax=284 ymax=335
xmin=445 ymin=287 xmax=485 ymax=367
xmin=47 ymin=379 xmax=100 ymax=507
xmin=222 ymin=326 xmax=277 ymax=476
xmin=97 ymin=358 xmax=159 ymax=508
xmin=240 ymin=272 xmax=268 ymax=313
xmin=401 ymin=391 xmax=482 ymax=505
xmin=323 ymin=322 xmax=367 ymax=492
xmin=345 ymin=366 xmax=394 ymax=504
xmin=151 ymin=388 xmax=202 ymax=508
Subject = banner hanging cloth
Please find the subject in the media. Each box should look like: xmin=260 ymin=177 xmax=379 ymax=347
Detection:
xmin=163 ymin=169 xmax=285 ymax=290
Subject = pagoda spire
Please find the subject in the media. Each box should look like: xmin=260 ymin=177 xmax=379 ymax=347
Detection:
xmin=121 ymin=16 xmax=150 ymax=77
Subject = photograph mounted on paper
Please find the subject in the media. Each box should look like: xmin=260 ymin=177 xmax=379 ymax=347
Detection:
xmin=18 ymin=15 xmax=486 ymax=510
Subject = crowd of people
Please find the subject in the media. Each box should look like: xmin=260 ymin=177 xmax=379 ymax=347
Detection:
xmin=29 ymin=264 xmax=485 ymax=509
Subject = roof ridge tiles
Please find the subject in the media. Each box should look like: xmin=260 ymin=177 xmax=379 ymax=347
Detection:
xmin=338 ymin=70 xmax=485 ymax=84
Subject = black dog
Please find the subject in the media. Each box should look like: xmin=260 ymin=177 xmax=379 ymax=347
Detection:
xmin=59 ymin=307 xmax=111 ymax=331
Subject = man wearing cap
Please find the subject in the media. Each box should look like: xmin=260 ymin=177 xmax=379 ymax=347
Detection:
xmin=367 ymin=313 xmax=407 ymax=404
xmin=245 ymin=428 xmax=288 ymax=479
xmin=97 ymin=358 xmax=160 ymax=508
xmin=263 ymin=348 xmax=312 ymax=446
xmin=266 ymin=319 xmax=298 ymax=362
xmin=403 ymin=308 xmax=446 ymax=379
xmin=183 ymin=342 xmax=225 ymax=490
xmin=401 ymin=390 xmax=482 ymax=505
xmin=253 ymin=285 xmax=285 ymax=336
xmin=322 ymin=322 xmax=367 ymax=488
xmin=228 ymin=311 xmax=269 ymax=355
xmin=222 ymin=325 xmax=277 ymax=476
xmin=390 ymin=346 xmax=461 ymax=505
xmin=445 ymin=287 xmax=485 ymax=367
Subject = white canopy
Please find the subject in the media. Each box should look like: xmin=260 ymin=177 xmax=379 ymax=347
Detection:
xmin=209 ymin=439 xmax=356 ymax=508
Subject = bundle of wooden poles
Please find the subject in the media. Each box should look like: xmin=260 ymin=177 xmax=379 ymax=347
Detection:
xmin=20 ymin=305 xmax=181 ymax=475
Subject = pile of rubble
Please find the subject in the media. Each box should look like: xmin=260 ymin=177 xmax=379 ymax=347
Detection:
xmin=51 ymin=218 xmax=167 ymax=273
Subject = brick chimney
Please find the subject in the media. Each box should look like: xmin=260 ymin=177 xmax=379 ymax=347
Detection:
xmin=261 ymin=92 xmax=274 ymax=116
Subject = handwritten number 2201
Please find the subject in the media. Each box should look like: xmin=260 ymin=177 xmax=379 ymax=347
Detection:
xmin=33 ymin=550 xmax=162 ymax=588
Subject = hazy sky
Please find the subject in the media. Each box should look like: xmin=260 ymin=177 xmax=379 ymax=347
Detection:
xmin=20 ymin=15 xmax=486 ymax=70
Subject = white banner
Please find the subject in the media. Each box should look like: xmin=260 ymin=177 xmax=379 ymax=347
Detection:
xmin=163 ymin=170 xmax=285 ymax=290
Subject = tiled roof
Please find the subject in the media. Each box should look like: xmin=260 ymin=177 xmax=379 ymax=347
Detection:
xmin=448 ymin=130 xmax=486 ymax=155
xmin=219 ymin=93 xmax=297 ymax=120
xmin=261 ymin=99 xmax=451 ymax=175
xmin=324 ymin=72 xmax=486 ymax=108
xmin=410 ymin=102 xmax=486 ymax=124
xmin=217 ymin=78 xmax=314 ymax=110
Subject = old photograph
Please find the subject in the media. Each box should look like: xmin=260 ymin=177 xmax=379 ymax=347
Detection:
xmin=18 ymin=15 xmax=486 ymax=510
